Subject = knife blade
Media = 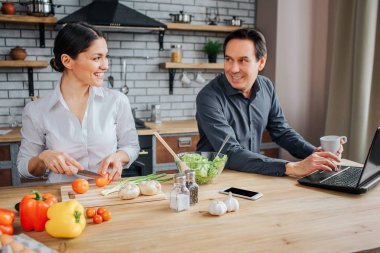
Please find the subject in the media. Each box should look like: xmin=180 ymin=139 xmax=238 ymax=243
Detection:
xmin=77 ymin=170 xmax=102 ymax=178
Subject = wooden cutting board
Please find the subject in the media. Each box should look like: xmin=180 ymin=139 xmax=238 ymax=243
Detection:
xmin=60 ymin=182 xmax=167 ymax=208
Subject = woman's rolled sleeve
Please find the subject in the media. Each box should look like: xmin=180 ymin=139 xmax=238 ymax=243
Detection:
xmin=17 ymin=103 xmax=45 ymax=178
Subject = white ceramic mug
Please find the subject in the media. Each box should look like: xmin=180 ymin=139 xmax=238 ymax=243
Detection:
xmin=320 ymin=135 xmax=348 ymax=153
xmin=180 ymin=71 xmax=191 ymax=85
xmin=195 ymin=72 xmax=206 ymax=84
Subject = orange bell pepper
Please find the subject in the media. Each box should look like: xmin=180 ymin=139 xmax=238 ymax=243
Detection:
xmin=0 ymin=208 xmax=15 ymax=235
xmin=20 ymin=190 xmax=57 ymax=232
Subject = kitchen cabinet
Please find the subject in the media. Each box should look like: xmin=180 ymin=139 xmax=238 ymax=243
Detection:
xmin=0 ymin=145 xmax=12 ymax=186
xmin=153 ymin=132 xmax=199 ymax=173
xmin=153 ymin=130 xmax=280 ymax=173
xmin=0 ymin=142 xmax=45 ymax=187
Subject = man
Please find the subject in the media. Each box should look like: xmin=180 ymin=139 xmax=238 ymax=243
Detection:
xmin=196 ymin=28 xmax=342 ymax=177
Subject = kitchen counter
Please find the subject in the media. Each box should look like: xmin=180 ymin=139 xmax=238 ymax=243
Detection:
xmin=0 ymin=119 xmax=198 ymax=142
xmin=0 ymin=159 xmax=379 ymax=253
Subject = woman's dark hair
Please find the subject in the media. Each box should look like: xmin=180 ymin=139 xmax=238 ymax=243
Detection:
xmin=50 ymin=22 xmax=105 ymax=72
xmin=223 ymin=28 xmax=267 ymax=61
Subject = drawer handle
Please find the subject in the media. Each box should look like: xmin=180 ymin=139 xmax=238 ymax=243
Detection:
xmin=178 ymin=137 xmax=192 ymax=148
xmin=139 ymin=150 xmax=149 ymax=155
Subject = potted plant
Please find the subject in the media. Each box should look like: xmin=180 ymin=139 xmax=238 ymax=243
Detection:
xmin=203 ymin=40 xmax=222 ymax=63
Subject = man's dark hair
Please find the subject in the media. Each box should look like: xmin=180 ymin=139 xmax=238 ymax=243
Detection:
xmin=223 ymin=28 xmax=267 ymax=61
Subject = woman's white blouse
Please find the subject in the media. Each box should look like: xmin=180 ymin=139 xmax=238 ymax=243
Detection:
xmin=17 ymin=84 xmax=140 ymax=183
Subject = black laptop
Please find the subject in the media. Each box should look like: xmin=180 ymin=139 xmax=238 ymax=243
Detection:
xmin=298 ymin=127 xmax=380 ymax=194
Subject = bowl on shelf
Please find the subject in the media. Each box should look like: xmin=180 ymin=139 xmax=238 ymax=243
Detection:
xmin=176 ymin=151 xmax=228 ymax=185
xmin=9 ymin=46 xmax=27 ymax=60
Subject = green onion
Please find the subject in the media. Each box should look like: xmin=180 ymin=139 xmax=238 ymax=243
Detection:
xmin=100 ymin=173 xmax=169 ymax=196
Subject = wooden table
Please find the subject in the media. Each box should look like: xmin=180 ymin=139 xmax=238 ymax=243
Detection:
xmin=1 ymin=162 xmax=379 ymax=253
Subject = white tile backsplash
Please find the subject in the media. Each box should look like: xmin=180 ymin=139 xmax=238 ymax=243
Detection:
xmin=0 ymin=0 xmax=255 ymax=126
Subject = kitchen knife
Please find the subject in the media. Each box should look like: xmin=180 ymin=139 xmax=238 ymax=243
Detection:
xmin=77 ymin=170 xmax=102 ymax=178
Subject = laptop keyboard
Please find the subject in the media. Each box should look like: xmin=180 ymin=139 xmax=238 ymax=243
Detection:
xmin=321 ymin=166 xmax=362 ymax=187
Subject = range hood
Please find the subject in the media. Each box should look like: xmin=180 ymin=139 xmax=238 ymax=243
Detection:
xmin=58 ymin=0 xmax=166 ymax=50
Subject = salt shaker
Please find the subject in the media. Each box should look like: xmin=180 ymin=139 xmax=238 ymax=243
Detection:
xmin=185 ymin=170 xmax=199 ymax=205
xmin=170 ymin=173 xmax=190 ymax=212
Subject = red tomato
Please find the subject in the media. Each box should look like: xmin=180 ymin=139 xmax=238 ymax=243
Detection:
xmin=85 ymin=208 xmax=96 ymax=218
xmin=93 ymin=214 xmax=103 ymax=224
xmin=95 ymin=174 xmax=110 ymax=188
xmin=96 ymin=207 xmax=106 ymax=216
xmin=101 ymin=210 xmax=112 ymax=221
xmin=0 ymin=225 xmax=14 ymax=235
xmin=72 ymin=179 xmax=89 ymax=194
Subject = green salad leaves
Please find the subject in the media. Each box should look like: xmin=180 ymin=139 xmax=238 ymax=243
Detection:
xmin=180 ymin=153 xmax=227 ymax=184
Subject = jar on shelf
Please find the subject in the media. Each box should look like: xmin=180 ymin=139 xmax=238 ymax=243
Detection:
xmin=170 ymin=44 xmax=182 ymax=63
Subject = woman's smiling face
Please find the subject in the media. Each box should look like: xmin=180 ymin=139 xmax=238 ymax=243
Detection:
xmin=67 ymin=37 xmax=109 ymax=87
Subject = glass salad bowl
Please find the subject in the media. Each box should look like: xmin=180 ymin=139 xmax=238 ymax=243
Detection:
xmin=176 ymin=152 xmax=228 ymax=185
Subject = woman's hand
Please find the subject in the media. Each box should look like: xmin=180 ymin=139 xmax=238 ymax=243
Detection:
xmin=285 ymin=152 xmax=341 ymax=178
xmin=38 ymin=150 xmax=84 ymax=176
xmin=98 ymin=151 xmax=130 ymax=181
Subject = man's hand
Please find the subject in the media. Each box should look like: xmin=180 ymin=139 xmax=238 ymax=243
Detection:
xmin=38 ymin=150 xmax=84 ymax=176
xmin=285 ymin=152 xmax=341 ymax=177
xmin=315 ymin=137 xmax=347 ymax=159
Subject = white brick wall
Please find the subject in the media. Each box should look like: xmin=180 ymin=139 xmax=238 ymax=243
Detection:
xmin=0 ymin=0 xmax=255 ymax=126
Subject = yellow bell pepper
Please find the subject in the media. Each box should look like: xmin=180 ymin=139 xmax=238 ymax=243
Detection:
xmin=45 ymin=200 xmax=86 ymax=238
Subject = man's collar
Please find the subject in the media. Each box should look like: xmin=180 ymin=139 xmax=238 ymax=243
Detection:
xmin=222 ymin=74 xmax=241 ymax=96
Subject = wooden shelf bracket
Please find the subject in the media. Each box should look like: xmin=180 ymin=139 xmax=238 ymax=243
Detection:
xmin=168 ymin=68 xmax=176 ymax=95
xmin=39 ymin=23 xmax=46 ymax=48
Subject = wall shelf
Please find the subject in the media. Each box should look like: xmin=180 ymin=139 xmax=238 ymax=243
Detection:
xmin=0 ymin=60 xmax=49 ymax=97
xmin=160 ymin=62 xmax=224 ymax=94
xmin=0 ymin=14 xmax=57 ymax=48
xmin=165 ymin=22 xmax=243 ymax=32
xmin=0 ymin=14 xmax=57 ymax=24
xmin=160 ymin=62 xmax=224 ymax=69
xmin=0 ymin=60 xmax=48 ymax=68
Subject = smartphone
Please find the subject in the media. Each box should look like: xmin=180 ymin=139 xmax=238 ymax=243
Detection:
xmin=219 ymin=187 xmax=263 ymax=200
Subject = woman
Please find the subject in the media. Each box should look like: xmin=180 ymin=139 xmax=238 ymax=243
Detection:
xmin=17 ymin=22 xmax=140 ymax=183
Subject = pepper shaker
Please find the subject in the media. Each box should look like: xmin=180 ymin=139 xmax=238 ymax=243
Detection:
xmin=185 ymin=170 xmax=199 ymax=205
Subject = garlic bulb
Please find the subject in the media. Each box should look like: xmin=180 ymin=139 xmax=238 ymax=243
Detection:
xmin=119 ymin=183 xmax=140 ymax=200
xmin=223 ymin=192 xmax=239 ymax=212
xmin=208 ymin=200 xmax=227 ymax=216
xmin=139 ymin=180 xmax=161 ymax=196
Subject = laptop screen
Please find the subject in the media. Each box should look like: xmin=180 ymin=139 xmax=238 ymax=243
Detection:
xmin=359 ymin=128 xmax=380 ymax=185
